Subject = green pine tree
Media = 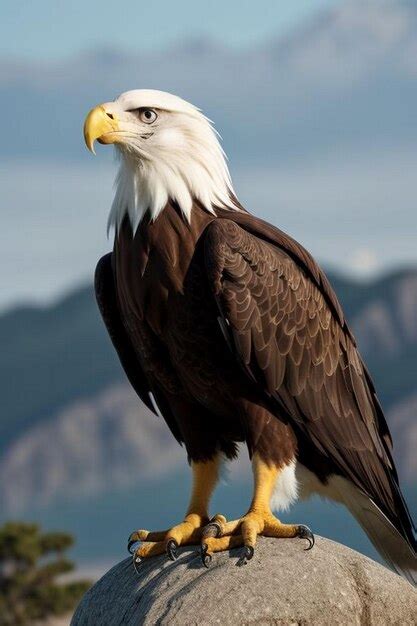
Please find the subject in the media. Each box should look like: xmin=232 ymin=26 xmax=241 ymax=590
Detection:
xmin=0 ymin=521 xmax=91 ymax=625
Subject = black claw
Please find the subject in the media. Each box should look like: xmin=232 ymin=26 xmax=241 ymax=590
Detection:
xmin=166 ymin=539 xmax=178 ymax=561
xmin=202 ymin=521 xmax=222 ymax=539
xmin=127 ymin=538 xmax=141 ymax=555
xmin=245 ymin=545 xmax=254 ymax=561
xmin=236 ymin=545 xmax=254 ymax=567
xmin=200 ymin=544 xmax=212 ymax=568
xmin=203 ymin=554 xmax=212 ymax=568
xmin=297 ymin=524 xmax=315 ymax=550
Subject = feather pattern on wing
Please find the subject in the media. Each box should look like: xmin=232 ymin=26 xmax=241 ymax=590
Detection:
xmin=204 ymin=217 xmax=415 ymax=547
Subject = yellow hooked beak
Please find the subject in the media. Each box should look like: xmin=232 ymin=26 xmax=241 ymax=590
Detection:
xmin=83 ymin=105 xmax=120 ymax=154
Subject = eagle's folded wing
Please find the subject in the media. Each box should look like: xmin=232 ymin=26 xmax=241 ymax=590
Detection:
xmin=204 ymin=218 xmax=415 ymax=548
xmin=95 ymin=253 xmax=183 ymax=444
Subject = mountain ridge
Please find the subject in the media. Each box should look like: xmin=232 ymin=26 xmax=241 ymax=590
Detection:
xmin=1 ymin=265 xmax=416 ymax=505
xmin=2 ymin=266 xmax=416 ymax=445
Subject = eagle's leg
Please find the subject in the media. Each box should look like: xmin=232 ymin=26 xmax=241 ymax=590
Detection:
xmin=128 ymin=454 xmax=220 ymax=562
xmin=200 ymin=454 xmax=314 ymax=565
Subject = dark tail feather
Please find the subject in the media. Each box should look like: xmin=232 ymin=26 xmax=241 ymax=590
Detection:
xmin=343 ymin=484 xmax=417 ymax=586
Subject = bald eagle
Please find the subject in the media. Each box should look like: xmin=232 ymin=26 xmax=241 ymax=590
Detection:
xmin=84 ymin=90 xmax=416 ymax=583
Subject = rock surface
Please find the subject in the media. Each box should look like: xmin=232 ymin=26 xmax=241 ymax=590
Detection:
xmin=71 ymin=536 xmax=417 ymax=625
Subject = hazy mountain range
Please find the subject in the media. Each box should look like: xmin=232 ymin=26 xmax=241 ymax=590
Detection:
xmin=1 ymin=267 xmax=416 ymax=551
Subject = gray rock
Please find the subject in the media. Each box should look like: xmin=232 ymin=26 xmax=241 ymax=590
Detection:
xmin=71 ymin=536 xmax=417 ymax=625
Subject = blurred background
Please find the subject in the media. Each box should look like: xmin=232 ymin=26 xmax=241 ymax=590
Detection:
xmin=1 ymin=0 xmax=416 ymax=590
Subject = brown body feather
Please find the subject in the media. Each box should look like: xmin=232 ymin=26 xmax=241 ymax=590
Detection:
xmin=95 ymin=200 xmax=416 ymax=560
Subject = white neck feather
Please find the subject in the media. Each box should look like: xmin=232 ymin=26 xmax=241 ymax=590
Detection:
xmin=107 ymin=111 xmax=239 ymax=234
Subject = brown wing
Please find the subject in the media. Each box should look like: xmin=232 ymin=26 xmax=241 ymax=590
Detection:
xmin=96 ymin=250 xmax=240 ymax=462
xmin=204 ymin=217 xmax=414 ymax=544
xmin=95 ymin=253 xmax=183 ymax=444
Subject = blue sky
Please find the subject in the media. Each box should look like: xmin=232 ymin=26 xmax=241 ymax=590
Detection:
xmin=2 ymin=0 xmax=417 ymax=311
xmin=2 ymin=0 xmax=338 ymax=59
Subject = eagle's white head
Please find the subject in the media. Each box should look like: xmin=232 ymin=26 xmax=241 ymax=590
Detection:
xmin=83 ymin=89 xmax=238 ymax=233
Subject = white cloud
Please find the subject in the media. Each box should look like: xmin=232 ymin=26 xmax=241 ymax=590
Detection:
xmin=348 ymin=248 xmax=379 ymax=276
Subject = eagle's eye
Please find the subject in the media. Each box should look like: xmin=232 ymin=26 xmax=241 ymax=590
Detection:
xmin=138 ymin=108 xmax=158 ymax=124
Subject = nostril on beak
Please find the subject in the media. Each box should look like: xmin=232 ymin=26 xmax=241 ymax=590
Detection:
xmin=105 ymin=112 xmax=115 ymax=120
